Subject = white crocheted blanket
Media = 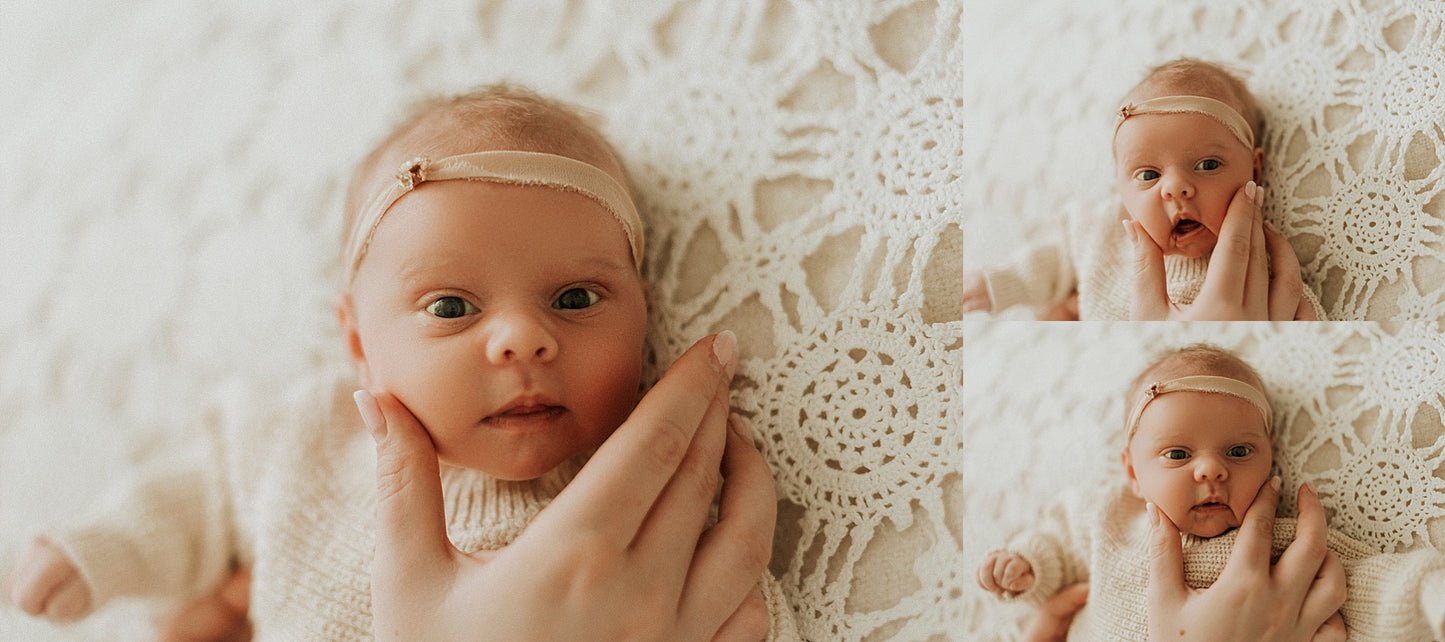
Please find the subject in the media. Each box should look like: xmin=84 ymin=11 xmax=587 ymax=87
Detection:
xmin=2 ymin=1 xmax=1442 ymax=640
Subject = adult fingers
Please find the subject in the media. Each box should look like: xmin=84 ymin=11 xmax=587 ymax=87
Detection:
xmin=1198 ymin=182 xmax=1257 ymax=309
xmin=1241 ymin=182 xmax=1270 ymax=315
xmin=1145 ymin=502 xmax=1188 ymax=613
xmin=358 ymin=391 xmax=453 ymax=582
xmin=1022 ymin=582 xmax=1090 ymax=642
xmin=1227 ymin=476 xmax=1283 ymax=585
xmin=710 ymin=585 xmax=771 ymax=642
xmin=159 ymin=569 xmax=252 ymax=642
xmin=630 ymin=377 xmax=733 ymax=595
xmin=1126 ymin=220 xmax=1171 ymax=320
xmin=1264 ymin=222 xmax=1308 ymax=321
xmin=1309 ymin=611 xmax=1347 ymax=642
xmin=680 ymin=415 xmax=778 ymax=638
xmin=1275 ymin=483 xmax=1333 ymax=606
xmin=1297 ymin=551 xmax=1347 ymax=637
xmin=547 ymin=332 xmax=737 ymax=546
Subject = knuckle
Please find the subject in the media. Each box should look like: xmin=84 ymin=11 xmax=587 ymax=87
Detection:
xmin=373 ymin=445 xmax=414 ymax=505
xmin=647 ymin=414 xmax=694 ymax=472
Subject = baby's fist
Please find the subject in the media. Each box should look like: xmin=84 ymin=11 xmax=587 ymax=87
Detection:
xmin=962 ymin=271 xmax=992 ymax=313
xmin=976 ymin=549 xmax=1035 ymax=596
xmin=3 ymin=538 xmax=92 ymax=620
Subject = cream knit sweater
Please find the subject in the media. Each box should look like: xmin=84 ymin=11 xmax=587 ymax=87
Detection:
xmin=997 ymin=483 xmax=1445 ymax=641
xmin=981 ymin=199 xmax=1327 ymax=320
xmin=42 ymin=372 xmax=798 ymax=640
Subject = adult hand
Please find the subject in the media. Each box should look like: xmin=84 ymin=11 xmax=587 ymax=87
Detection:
xmin=362 ymin=332 xmax=776 ymax=642
xmin=1021 ymin=582 xmax=1089 ymax=641
xmin=158 ymin=568 xmax=252 ymax=642
xmin=1147 ymin=477 xmax=1346 ymax=641
xmin=1129 ymin=181 xmax=1307 ymax=320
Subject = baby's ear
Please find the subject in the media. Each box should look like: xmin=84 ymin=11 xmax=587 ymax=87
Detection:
xmin=336 ymin=294 xmax=371 ymax=388
xmin=1252 ymin=147 xmax=1265 ymax=184
xmin=1121 ymin=447 xmax=1143 ymax=497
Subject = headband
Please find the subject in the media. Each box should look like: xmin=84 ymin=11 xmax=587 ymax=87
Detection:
xmin=345 ymin=151 xmax=644 ymax=279
xmin=1114 ymin=95 xmax=1255 ymax=150
xmin=1126 ymin=375 xmax=1273 ymax=439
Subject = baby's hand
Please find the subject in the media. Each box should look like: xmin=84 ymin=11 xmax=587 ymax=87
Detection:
xmin=3 ymin=538 xmax=92 ymax=621
xmin=962 ymin=270 xmax=992 ymax=313
xmin=976 ymin=549 xmax=1035 ymax=596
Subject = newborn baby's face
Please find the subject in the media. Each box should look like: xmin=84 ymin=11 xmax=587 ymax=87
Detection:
xmin=346 ymin=179 xmax=649 ymax=481
xmin=1114 ymin=111 xmax=1259 ymax=259
xmin=1123 ymin=391 xmax=1274 ymax=538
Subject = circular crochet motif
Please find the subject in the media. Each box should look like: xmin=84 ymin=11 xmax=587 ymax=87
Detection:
xmin=1333 ymin=442 xmax=1437 ymax=552
xmin=867 ymin=92 xmax=966 ymax=199
xmin=1365 ymin=54 xmax=1445 ymax=138
xmin=1362 ymin=333 xmax=1445 ymax=408
xmin=757 ymin=314 xmax=950 ymax=523
xmin=1254 ymin=50 xmax=1333 ymax=119
xmin=1323 ymin=176 xmax=1421 ymax=276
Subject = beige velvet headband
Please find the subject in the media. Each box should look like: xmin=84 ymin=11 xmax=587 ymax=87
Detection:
xmin=345 ymin=151 xmax=644 ymax=279
xmin=1126 ymin=375 xmax=1273 ymax=439
xmin=1114 ymin=95 xmax=1255 ymax=150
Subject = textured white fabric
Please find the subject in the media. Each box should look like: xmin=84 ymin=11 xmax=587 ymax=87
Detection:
xmin=2 ymin=1 xmax=1444 ymax=641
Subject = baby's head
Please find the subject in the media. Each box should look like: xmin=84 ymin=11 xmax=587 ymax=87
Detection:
xmin=1113 ymin=58 xmax=1266 ymax=259
xmin=1120 ymin=344 xmax=1275 ymax=538
xmin=337 ymin=84 xmax=649 ymax=481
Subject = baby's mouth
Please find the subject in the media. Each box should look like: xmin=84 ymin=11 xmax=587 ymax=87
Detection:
xmin=1192 ymin=500 xmax=1229 ymax=513
xmin=1172 ymin=218 xmax=1203 ymax=237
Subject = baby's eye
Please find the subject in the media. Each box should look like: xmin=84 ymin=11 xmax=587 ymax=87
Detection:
xmin=1195 ymin=158 xmax=1222 ymax=171
xmin=1163 ymin=449 xmax=1189 ymax=461
xmin=553 ymin=287 xmax=601 ymax=310
xmin=1226 ymin=445 xmax=1252 ymax=458
xmin=1135 ymin=169 xmax=1161 ymax=182
xmin=427 ymin=296 xmax=479 ymax=319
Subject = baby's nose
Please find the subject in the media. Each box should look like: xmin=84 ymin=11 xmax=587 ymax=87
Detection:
xmin=485 ymin=309 xmax=558 ymax=364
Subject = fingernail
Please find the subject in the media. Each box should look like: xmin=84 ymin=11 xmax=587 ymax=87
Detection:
xmin=712 ymin=330 xmax=738 ymax=380
xmin=1255 ymin=184 xmax=1267 ymax=207
xmin=1121 ymin=220 xmax=1136 ymax=243
xmin=1270 ymin=476 xmax=1282 ymax=493
xmin=353 ymin=390 xmax=385 ymax=441
xmin=1245 ymin=180 xmax=1257 ymax=202
xmin=1146 ymin=502 xmax=1158 ymax=526
xmin=1303 ymin=480 xmax=1317 ymax=495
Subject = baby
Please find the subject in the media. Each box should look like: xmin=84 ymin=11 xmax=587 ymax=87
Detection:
xmin=961 ymin=58 xmax=1325 ymax=320
xmin=3 ymin=84 xmax=797 ymax=639
xmin=976 ymin=344 xmax=1445 ymax=640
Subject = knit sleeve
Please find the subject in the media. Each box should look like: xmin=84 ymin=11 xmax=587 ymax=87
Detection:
xmin=43 ymin=435 xmax=234 ymax=610
xmin=981 ymin=233 xmax=1077 ymax=314
xmin=1326 ymin=528 xmax=1445 ymax=642
xmin=997 ymin=492 xmax=1093 ymax=606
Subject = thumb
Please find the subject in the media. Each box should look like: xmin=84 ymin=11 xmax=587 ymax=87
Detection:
xmin=1125 ymin=220 xmax=1170 ymax=320
xmin=1145 ymin=502 xmax=1188 ymax=614
xmin=355 ymin=391 xmax=453 ymax=580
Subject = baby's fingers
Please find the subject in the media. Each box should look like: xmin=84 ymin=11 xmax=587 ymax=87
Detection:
xmin=5 ymin=539 xmax=89 ymax=619
xmin=1001 ymin=556 xmax=1035 ymax=593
